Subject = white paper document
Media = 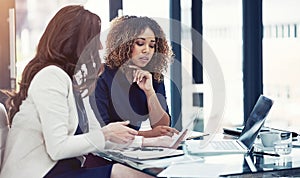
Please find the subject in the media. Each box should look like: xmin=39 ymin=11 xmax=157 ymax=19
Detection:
xmin=140 ymin=154 xmax=204 ymax=168
xmin=157 ymin=162 xmax=225 ymax=177
xmin=104 ymin=147 xmax=184 ymax=161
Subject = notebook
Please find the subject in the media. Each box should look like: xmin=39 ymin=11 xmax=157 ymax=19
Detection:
xmin=103 ymin=117 xmax=195 ymax=161
xmin=186 ymin=95 xmax=274 ymax=156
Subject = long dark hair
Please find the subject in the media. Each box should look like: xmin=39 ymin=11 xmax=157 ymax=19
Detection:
xmin=2 ymin=5 xmax=102 ymax=123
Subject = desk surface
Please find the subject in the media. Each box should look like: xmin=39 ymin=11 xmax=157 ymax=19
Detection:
xmin=97 ymin=134 xmax=300 ymax=177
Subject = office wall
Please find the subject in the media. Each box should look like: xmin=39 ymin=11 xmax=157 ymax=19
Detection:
xmin=0 ymin=0 xmax=15 ymax=104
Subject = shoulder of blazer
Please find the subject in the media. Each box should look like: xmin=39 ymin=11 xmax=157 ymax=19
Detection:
xmin=30 ymin=65 xmax=73 ymax=91
xmin=36 ymin=65 xmax=71 ymax=82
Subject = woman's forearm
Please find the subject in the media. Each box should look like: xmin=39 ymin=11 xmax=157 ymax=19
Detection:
xmin=146 ymin=91 xmax=170 ymax=127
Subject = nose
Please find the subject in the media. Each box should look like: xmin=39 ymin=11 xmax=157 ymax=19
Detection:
xmin=99 ymin=41 xmax=103 ymax=50
xmin=142 ymin=45 xmax=150 ymax=53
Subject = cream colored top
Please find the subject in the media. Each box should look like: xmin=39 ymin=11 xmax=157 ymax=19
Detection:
xmin=0 ymin=66 xmax=141 ymax=177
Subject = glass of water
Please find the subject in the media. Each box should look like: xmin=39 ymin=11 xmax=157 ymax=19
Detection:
xmin=274 ymin=132 xmax=292 ymax=155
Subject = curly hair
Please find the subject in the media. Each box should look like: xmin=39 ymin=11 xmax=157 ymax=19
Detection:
xmin=105 ymin=15 xmax=174 ymax=82
xmin=1 ymin=5 xmax=102 ymax=123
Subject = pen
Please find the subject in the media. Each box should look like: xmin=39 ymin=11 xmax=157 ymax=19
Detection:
xmin=252 ymin=151 xmax=280 ymax=157
xmin=140 ymin=147 xmax=164 ymax=151
xmin=124 ymin=147 xmax=164 ymax=151
xmin=186 ymin=133 xmax=210 ymax=140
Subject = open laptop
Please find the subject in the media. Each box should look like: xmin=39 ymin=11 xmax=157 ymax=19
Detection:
xmin=102 ymin=117 xmax=195 ymax=161
xmin=186 ymin=95 xmax=274 ymax=156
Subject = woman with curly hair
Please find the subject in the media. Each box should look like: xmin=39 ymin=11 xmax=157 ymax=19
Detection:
xmin=93 ymin=15 xmax=178 ymax=138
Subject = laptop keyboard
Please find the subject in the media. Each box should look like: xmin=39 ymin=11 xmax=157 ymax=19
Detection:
xmin=211 ymin=141 xmax=240 ymax=150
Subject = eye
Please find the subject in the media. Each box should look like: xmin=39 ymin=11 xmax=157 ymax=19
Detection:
xmin=135 ymin=40 xmax=145 ymax=46
xmin=136 ymin=42 xmax=144 ymax=46
xmin=149 ymin=42 xmax=156 ymax=49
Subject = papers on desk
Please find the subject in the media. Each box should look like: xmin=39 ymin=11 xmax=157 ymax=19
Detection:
xmin=140 ymin=154 xmax=204 ymax=168
xmin=157 ymin=162 xmax=225 ymax=177
xmin=104 ymin=147 xmax=184 ymax=161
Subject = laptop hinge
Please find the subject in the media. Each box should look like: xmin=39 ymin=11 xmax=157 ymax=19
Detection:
xmin=237 ymin=140 xmax=248 ymax=151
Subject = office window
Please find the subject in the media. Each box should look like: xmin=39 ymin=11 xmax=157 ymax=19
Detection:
xmin=15 ymin=0 xmax=58 ymax=86
xmin=202 ymin=0 xmax=243 ymax=126
xmin=15 ymin=0 xmax=108 ymax=87
xmin=263 ymin=0 xmax=300 ymax=132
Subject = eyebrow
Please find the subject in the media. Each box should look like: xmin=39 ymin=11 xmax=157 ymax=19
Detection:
xmin=136 ymin=37 xmax=156 ymax=42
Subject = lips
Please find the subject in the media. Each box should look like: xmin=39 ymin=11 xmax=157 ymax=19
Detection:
xmin=139 ymin=56 xmax=149 ymax=61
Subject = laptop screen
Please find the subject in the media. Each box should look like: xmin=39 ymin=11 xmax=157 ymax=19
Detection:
xmin=238 ymin=95 xmax=274 ymax=150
